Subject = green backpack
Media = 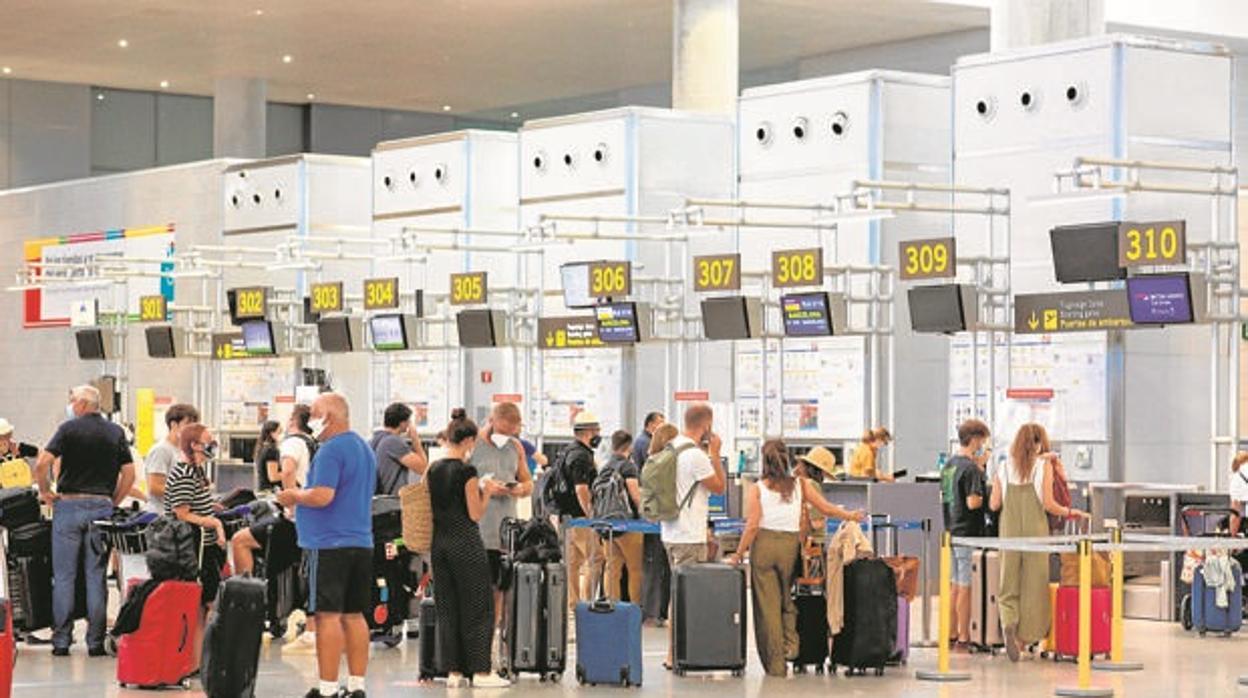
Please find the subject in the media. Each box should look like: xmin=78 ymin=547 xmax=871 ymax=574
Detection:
xmin=640 ymin=442 xmax=698 ymax=522
xmin=940 ymin=458 xmax=958 ymax=508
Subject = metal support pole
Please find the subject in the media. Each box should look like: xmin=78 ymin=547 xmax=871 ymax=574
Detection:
xmin=915 ymin=532 xmax=970 ymax=682
xmin=1056 ymin=538 xmax=1113 ymax=697
xmin=1094 ymin=527 xmax=1142 ymax=672
xmin=912 ymin=518 xmax=935 ymax=649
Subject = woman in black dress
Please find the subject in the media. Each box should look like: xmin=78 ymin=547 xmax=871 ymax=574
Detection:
xmin=427 ymin=409 xmax=508 ymax=688
xmin=253 ymin=420 xmax=281 ymax=491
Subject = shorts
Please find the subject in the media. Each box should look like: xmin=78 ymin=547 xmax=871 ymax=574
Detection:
xmin=305 ymin=547 xmax=372 ymax=615
xmin=487 ymin=549 xmax=505 ymax=588
xmin=249 ymin=516 xmax=299 ymax=575
xmin=664 ymin=542 xmax=708 ymax=570
xmin=952 ymin=545 xmax=973 ymax=587
xmin=200 ymin=542 xmax=225 ymax=606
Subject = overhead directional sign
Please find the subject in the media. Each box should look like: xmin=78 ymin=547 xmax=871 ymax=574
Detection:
xmin=538 ymin=316 xmax=606 ymax=350
xmin=1014 ymin=290 xmax=1133 ymax=335
xmin=211 ymin=332 xmax=248 ymax=360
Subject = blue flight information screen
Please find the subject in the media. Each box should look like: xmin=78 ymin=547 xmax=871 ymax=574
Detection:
xmin=595 ymin=303 xmax=639 ymax=343
xmin=781 ymin=292 xmax=833 ymax=337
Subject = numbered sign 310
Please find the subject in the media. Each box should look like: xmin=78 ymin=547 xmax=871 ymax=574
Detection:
xmin=898 ymin=237 xmax=956 ymax=281
xmin=1118 ymin=221 xmax=1185 ymax=267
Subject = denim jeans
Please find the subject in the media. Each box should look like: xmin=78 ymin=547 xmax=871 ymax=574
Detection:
xmin=52 ymin=497 xmax=114 ymax=650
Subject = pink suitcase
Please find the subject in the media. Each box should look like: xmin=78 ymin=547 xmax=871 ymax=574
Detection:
xmin=1052 ymin=585 xmax=1110 ymax=661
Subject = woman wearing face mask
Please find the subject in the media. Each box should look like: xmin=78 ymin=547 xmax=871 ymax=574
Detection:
xmin=848 ymin=427 xmax=894 ymax=482
xmin=168 ymin=422 xmax=227 ymax=669
xmin=426 ymin=408 xmax=510 ymax=688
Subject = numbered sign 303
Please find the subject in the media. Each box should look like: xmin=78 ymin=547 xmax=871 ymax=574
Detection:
xmin=771 ymin=248 xmax=823 ymax=288
xmin=898 ymin=237 xmax=956 ymax=281
xmin=1118 ymin=221 xmax=1185 ymax=267
xmin=310 ymin=282 xmax=343 ymax=313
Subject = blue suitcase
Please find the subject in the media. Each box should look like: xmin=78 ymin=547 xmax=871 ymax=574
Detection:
xmin=575 ymin=598 xmax=643 ymax=687
xmin=1191 ymin=561 xmax=1243 ymax=636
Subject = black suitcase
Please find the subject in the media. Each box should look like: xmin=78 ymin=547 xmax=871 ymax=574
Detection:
xmin=793 ymin=591 xmax=829 ymax=673
xmin=501 ymin=561 xmax=566 ymax=680
xmin=372 ymin=496 xmax=402 ymax=543
xmin=368 ymin=542 xmax=411 ymax=646
xmin=418 ymin=596 xmax=446 ymax=680
xmin=673 ymin=563 xmax=747 ymax=676
xmin=202 ymin=576 xmax=266 ymax=698
xmin=0 ymin=488 xmax=38 ymax=530
xmin=8 ymin=522 xmax=52 ymax=632
xmin=830 ymin=558 xmax=897 ymax=677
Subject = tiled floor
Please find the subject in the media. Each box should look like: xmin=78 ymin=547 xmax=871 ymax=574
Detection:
xmin=9 ymin=618 xmax=1248 ymax=697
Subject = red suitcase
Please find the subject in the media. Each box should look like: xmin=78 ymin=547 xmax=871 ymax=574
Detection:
xmin=0 ymin=598 xmax=13 ymax=698
xmin=1052 ymin=585 xmax=1111 ymax=661
xmin=117 ymin=580 xmax=201 ymax=688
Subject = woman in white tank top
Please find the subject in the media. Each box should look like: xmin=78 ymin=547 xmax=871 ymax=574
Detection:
xmin=728 ymin=440 xmax=866 ymax=677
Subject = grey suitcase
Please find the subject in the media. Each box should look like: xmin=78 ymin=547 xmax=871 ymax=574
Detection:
xmin=969 ymin=549 xmax=1003 ymax=653
xmin=501 ymin=561 xmax=566 ymax=681
xmin=673 ymin=563 xmax=747 ymax=676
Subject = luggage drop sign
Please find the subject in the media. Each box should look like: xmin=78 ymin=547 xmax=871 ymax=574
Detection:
xmin=1013 ymin=290 xmax=1133 ymax=335
xmin=539 ymin=316 xmax=606 ymax=350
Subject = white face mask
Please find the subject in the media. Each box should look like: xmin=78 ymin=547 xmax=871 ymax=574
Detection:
xmin=308 ymin=417 xmax=326 ymax=439
xmin=65 ymin=403 xmax=76 ymax=420
xmin=491 ymin=433 xmax=510 ymax=449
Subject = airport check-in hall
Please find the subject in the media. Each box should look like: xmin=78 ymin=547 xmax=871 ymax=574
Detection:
xmin=2 ymin=2 xmax=1248 ymax=697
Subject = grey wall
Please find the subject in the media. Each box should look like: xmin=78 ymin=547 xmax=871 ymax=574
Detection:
xmin=797 ymin=28 xmax=989 ymax=77
xmin=0 ymin=79 xmax=91 ymax=189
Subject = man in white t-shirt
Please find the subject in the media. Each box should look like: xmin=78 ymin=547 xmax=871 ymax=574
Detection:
xmin=660 ymin=403 xmax=725 ymax=666
xmin=144 ymin=404 xmax=199 ymax=513
xmin=279 ymin=404 xmax=315 ymax=489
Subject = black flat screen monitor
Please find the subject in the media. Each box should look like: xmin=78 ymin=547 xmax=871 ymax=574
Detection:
xmin=781 ymin=292 xmax=833 ymax=337
xmin=595 ymin=302 xmax=640 ymax=343
xmin=1050 ymin=223 xmax=1127 ymax=284
xmin=560 ymin=262 xmax=596 ymax=309
xmin=701 ymin=296 xmax=757 ymax=340
xmin=317 ymin=317 xmax=354 ymax=353
xmin=75 ymin=329 xmax=107 ymax=360
xmin=145 ymin=325 xmax=177 ymax=358
xmin=370 ymin=315 xmax=409 ymax=351
xmin=908 ymin=285 xmax=970 ymax=334
xmin=1126 ymin=273 xmax=1194 ymax=325
xmin=240 ymin=320 xmax=276 ymax=355
xmin=457 ymin=310 xmax=499 ymax=348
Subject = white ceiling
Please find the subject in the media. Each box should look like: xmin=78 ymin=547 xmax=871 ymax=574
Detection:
xmin=0 ymin=0 xmax=986 ymax=113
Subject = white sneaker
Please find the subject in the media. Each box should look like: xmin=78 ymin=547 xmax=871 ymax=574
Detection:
xmin=286 ymin=631 xmax=318 ymax=654
xmin=472 ymin=673 xmax=511 ymax=689
xmin=447 ymin=673 xmax=469 ymax=689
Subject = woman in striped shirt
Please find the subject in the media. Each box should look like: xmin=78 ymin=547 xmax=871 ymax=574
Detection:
xmin=169 ymin=423 xmax=226 ymax=668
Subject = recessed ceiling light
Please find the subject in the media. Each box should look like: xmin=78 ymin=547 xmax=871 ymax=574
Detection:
xmin=254 ymin=8 xmax=264 ymax=16
xmin=282 ymin=54 xmax=293 ymax=64
xmin=117 ymin=39 xmax=129 ymax=48
xmin=510 ymin=112 xmax=519 ymax=119
xmin=306 ymin=93 xmax=316 ymax=101
xmin=96 ymin=93 xmax=105 ymax=101
xmin=159 ymin=80 xmax=170 ymax=89
xmin=442 ymin=105 xmax=452 ymax=112
xmin=1 ymin=67 xmax=11 ymax=75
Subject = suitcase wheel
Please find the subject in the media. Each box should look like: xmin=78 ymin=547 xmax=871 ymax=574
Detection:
xmin=674 ymin=668 xmax=686 ymax=677
xmin=269 ymin=619 xmax=288 ymax=639
xmin=545 ymin=671 xmax=562 ymax=683
xmin=875 ymin=667 xmax=885 ymax=677
xmin=815 ymin=664 xmax=825 ymax=675
xmin=793 ymin=664 xmax=807 ymax=675
xmin=576 ymin=667 xmax=585 ymax=685
xmin=731 ymin=668 xmax=743 ymax=678
xmin=102 ymin=634 xmax=117 ymax=657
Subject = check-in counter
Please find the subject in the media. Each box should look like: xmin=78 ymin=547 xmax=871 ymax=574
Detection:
xmin=820 ymin=480 xmax=944 ymax=595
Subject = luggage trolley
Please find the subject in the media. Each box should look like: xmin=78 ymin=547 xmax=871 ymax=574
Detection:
xmin=93 ymin=510 xmax=157 ymax=657
xmin=1177 ymin=506 xmax=1245 ymax=635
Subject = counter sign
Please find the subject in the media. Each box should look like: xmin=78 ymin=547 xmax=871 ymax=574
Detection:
xmin=138 ymin=295 xmax=167 ymax=322
xmin=587 ymin=261 xmax=631 ymax=298
xmin=450 ymin=272 xmax=488 ymax=305
xmin=310 ymin=282 xmax=343 ymax=313
xmin=363 ymin=277 xmax=399 ymax=310
xmin=899 ymin=237 xmax=956 ymax=280
xmin=693 ymin=254 xmax=741 ymax=292
xmin=232 ymin=287 xmax=267 ymax=320
xmin=1118 ymin=220 xmax=1185 ymax=267
xmin=771 ymin=248 xmax=823 ymax=288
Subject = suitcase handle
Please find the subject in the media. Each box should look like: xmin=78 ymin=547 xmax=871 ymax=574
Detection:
xmin=177 ymin=613 xmax=189 ymax=654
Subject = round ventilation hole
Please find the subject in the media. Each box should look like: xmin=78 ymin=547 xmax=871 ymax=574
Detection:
xmin=230 ymin=194 xmax=240 ymax=208
xmin=434 ymin=164 xmax=448 ymax=184
xmin=754 ymin=122 xmax=773 ymax=146
xmin=252 ymin=193 xmax=262 ymax=205
xmin=791 ymin=117 xmax=809 ymax=141
xmin=532 ymin=152 xmax=547 ymax=172
xmin=1065 ymin=82 xmax=1087 ymax=108
xmin=409 ymin=170 xmax=419 ymax=186
xmin=974 ymin=97 xmax=997 ymax=121
xmin=830 ymin=111 xmax=849 ymax=138
xmin=593 ymin=143 xmax=608 ymax=164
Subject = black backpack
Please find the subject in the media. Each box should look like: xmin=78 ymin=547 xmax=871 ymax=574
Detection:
xmin=145 ymin=515 xmax=201 ymax=581
xmin=540 ymin=446 xmax=576 ymax=517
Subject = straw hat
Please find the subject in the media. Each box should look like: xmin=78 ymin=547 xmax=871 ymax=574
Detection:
xmin=799 ymin=446 xmax=839 ymax=478
xmin=0 ymin=419 xmax=12 ymax=437
xmin=572 ymin=411 xmax=601 ymax=431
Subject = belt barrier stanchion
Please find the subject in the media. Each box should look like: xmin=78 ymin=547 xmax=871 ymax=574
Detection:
xmin=913 ymin=518 xmax=935 ymax=648
xmin=1056 ymin=538 xmax=1112 ymax=697
xmin=1094 ymin=527 xmax=1142 ymax=672
xmin=915 ymin=532 xmax=970 ymax=682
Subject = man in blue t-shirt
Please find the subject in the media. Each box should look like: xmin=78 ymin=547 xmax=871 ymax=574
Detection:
xmin=277 ymin=393 xmax=376 ymax=698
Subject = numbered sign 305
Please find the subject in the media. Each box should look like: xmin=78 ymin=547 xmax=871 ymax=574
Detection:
xmin=899 ymin=237 xmax=956 ymax=281
xmin=1118 ymin=221 xmax=1185 ymax=267
xmin=587 ymin=261 xmax=631 ymax=298
xmin=771 ymin=248 xmax=823 ymax=288
xmin=450 ymin=272 xmax=488 ymax=305
xmin=310 ymin=282 xmax=343 ymax=314
xmin=363 ymin=277 xmax=399 ymax=310
xmin=693 ymin=253 xmax=741 ymax=292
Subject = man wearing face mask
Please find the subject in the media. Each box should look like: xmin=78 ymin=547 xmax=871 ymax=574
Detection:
xmin=370 ymin=402 xmax=429 ymax=496
xmin=35 ymin=385 xmax=137 ymax=657
xmin=467 ymin=401 xmax=534 ymax=663
xmin=277 ymin=393 xmax=377 ymax=698
xmin=555 ymin=411 xmax=604 ymax=620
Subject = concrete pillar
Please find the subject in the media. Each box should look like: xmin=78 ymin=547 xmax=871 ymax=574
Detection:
xmin=671 ymin=0 xmax=739 ymax=116
xmin=990 ymin=0 xmax=1105 ymax=51
xmin=213 ymin=77 xmax=267 ymax=159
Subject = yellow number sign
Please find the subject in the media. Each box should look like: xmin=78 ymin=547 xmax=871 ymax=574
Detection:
xmin=233 ymin=287 xmax=267 ymax=319
xmin=588 ymin=262 xmax=631 ymax=297
xmin=771 ymin=248 xmax=823 ymax=288
xmin=450 ymin=272 xmax=488 ymax=305
xmin=138 ymin=295 xmax=167 ymax=322
xmin=363 ymin=277 xmax=399 ymax=310
xmin=693 ymin=254 xmax=741 ymax=292
xmin=1118 ymin=221 xmax=1185 ymax=267
xmin=310 ymin=282 xmax=343 ymax=313
xmin=899 ymin=237 xmax=956 ymax=281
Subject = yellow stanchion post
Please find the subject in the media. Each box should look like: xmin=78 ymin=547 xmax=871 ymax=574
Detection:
xmin=1094 ymin=527 xmax=1142 ymax=672
xmin=1056 ymin=539 xmax=1112 ymax=697
xmin=916 ymin=532 xmax=970 ymax=682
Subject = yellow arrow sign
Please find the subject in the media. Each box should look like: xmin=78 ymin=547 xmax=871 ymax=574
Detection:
xmin=1028 ymin=311 xmax=1039 ymax=330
